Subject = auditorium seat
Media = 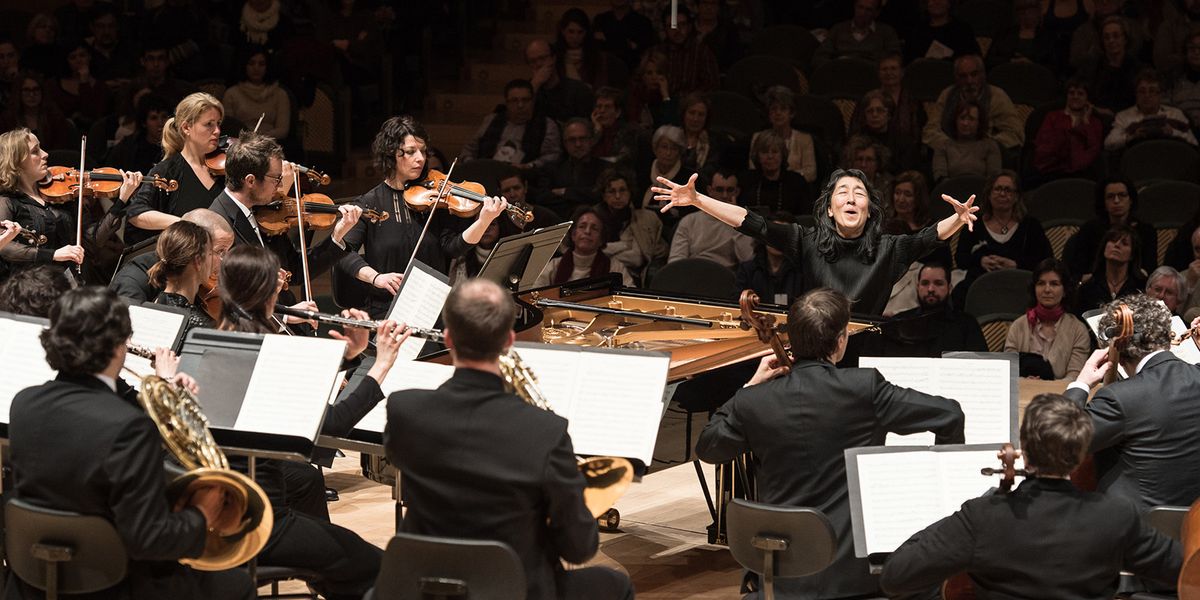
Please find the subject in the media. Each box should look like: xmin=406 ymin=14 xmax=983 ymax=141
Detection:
xmin=964 ymin=269 xmax=1033 ymax=318
xmin=1120 ymin=139 xmax=1200 ymax=185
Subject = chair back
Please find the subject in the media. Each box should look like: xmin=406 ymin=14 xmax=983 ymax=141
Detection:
xmin=930 ymin=175 xmax=988 ymax=221
xmin=1145 ymin=506 xmax=1189 ymax=542
xmin=726 ymin=499 xmax=836 ymax=586
xmin=809 ymin=58 xmax=878 ymax=97
xmin=989 ymin=62 xmax=1060 ymax=107
xmin=648 ymin=258 xmax=737 ymax=301
xmin=1121 ymin=139 xmax=1200 ymax=185
xmin=747 ymin=25 xmax=819 ymax=71
xmin=1028 ymin=178 xmax=1096 ymax=223
xmin=5 ymin=499 xmax=128 ymax=597
xmin=724 ymin=56 xmax=804 ymax=104
xmin=903 ymin=59 xmax=955 ymax=102
xmin=964 ymin=269 xmax=1033 ymax=318
xmin=976 ymin=313 xmax=1019 ymax=353
xmin=371 ymin=533 xmax=525 ymax=600
xmin=706 ymin=91 xmax=767 ymax=140
xmin=953 ymin=0 xmax=1010 ymax=37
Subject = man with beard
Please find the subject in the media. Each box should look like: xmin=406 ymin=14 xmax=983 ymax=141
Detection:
xmin=868 ymin=261 xmax=988 ymax=357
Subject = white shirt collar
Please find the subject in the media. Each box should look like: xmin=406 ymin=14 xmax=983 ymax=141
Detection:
xmin=230 ymin=194 xmax=255 ymax=220
xmin=94 ymin=374 xmax=117 ymax=392
xmin=1136 ymin=349 xmax=1167 ymax=374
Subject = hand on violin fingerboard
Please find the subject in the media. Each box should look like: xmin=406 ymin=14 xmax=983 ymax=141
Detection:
xmin=332 ymin=204 xmax=363 ymax=244
xmin=479 ymin=196 xmax=509 ymax=224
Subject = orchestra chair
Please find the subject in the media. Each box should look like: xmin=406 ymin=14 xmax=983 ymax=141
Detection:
xmin=1125 ymin=506 xmax=1188 ymax=600
xmin=366 ymin=533 xmax=525 ymax=600
xmin=256 ymin=565 xmax=323 ymax=599
xmin=647 ymin=258 xmax=738 ymax=301
xmin=5 ymin=498 xmax=128 ymax=600
xmin=726 ymin=499 xmax=836 ymax=600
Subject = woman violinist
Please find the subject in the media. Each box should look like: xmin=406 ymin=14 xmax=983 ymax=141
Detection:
xmin=125 ymin=92 xmax=225 ymax=246
xmin=337 ymin=116 xmax=509 ymax=319
xmin=147 ymin=220 xmax=216 ymax=337
xmin=0 ymin=127 xmax=139 ymax=282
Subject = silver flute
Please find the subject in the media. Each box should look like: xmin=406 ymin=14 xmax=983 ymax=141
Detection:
xmin=273 ymin=304 xmax=444 ymax=342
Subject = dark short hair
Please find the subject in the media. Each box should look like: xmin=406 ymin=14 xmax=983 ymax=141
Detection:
xmin=595 ymin=167 xmax=636 ymax=202
xmin=442 ymin=279 xmax=516 ymax=361
xmin=594 ymin=86 xmax=624 ymax=108
xmin=1029 ymin=258 xmax=1076 ymax=310
xmin=135 ymin=92 xmax=171 ymax=129
xmin=787 ymin=288 xmax=850 ymax=360
xmin=372 ymin=115 xmax=429 ymax=181
xmin=1020 ymin=393 xmax=1093 ymax=477
xmin=1097 ymin=293 xmax=1172 ymax=364
xmin=225 ymin=130 xmax=282 ymax=192
xmin=1093 ymin=176 xmax=1139 ymax=223
xmin=1135 ymin=68 xmax=1162 ymax=89
xmin=918 ymin=260 xmax=951 ymax=282
xmin=0 ymin=265 xmax=72 ymax=317
xmin=41 ymin=287 xmax=132 ymax=375
xmin=504 ymin=79 xmax=534 ymax=98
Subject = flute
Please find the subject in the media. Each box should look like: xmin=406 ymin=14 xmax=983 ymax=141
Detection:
xmin=273 ymin=304 xmax=444 ymax=342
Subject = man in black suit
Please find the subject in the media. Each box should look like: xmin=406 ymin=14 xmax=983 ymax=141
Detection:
xmin=1065 ymin=293 xmax=1200 ymax=511
xmin=384 ymin=278 xmax=634 ymax=600
xmin=7 ymin=287 xmax=254 ymax=599
xmin=207 ymin=131 xmax=360 ymax=306
xmin=881 ymin=393 xmax=1181 ymax=599
xmin=110 ymin=208 xmax=235 ymax=303
xmin=696 ymin=287 xmax=966 ymax=599
xmin=867 ymin=261 xmax=989 ymax=358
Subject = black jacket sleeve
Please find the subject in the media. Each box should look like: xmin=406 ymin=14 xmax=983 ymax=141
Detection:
xmin=871 ymin=370 xmax=966 ymax=444
xmin=543 ymin=429 xmax=599 ymax=564
xmin=880 ymin=510 xmax=974 ymax=595
xmin=695 ymin=393 xmax=750 ymax=464
xmin=319 ymin=376 xmax=384 ymax=437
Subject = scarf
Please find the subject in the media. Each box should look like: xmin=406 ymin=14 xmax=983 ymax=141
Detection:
xmin=241 ymin=0 xmax=281 ymax=45
xmin=1026 ymin=304 xmax=1065 ymax=327
xmin=553 ymin=250 xmax=610 ymax=284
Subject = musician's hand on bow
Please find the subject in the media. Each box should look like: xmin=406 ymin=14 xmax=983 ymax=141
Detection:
xmin=941 ymin=193 xmax=979 ymax=232
xmin=373 ymin=272 xmax=403 ymax=295
xmin=53 ymin=244 xmax=84 ymax=264
xmin=152 ymin=346 xmax=179 ymax=379
xmin=367 ymin=320 xmax=409 ymax=383
xmin=745 ymin=355 xmax=789 ymax=387
xmin=282 ymin=300 xmax=319 ymax=326
xmin=279 ymin=161 xmax=298 ymax=193
xmin=328 ymin=308 xmax=372 ymax=359
xmin=1075 ymin=348 xmax=1111 ymax=388
xmin=331 ymin=204 xmax=362 ymax=245
xmin=651 ymin=172 xmax=700 ymax=213
xmin=117 ymin=170 xmax=143 ymax=202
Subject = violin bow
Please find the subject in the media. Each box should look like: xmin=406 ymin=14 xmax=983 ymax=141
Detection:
xmin=404 ymin=157 xmax=457 ymax=274
xmin=291 ymin=169 xmax=313 ymax=305
xmin=253 ymin=112 xmax=265 ymax=133
xmin=73 ymin=136 xmax=87 ymax=282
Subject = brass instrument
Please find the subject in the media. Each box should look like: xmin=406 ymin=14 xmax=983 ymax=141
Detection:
xmin=124 ymin=371 xmax=273 ymax=570
xmin=497 ymin=350 xmax=634 ymax=520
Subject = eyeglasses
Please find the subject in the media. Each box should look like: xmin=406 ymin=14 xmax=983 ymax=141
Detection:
xmin=263 ymin=172 xmax=283 ymax=185
xmin=992 ymin=185 xmax=1016 ymax=194
xmin=1105 ymin=192 xmax=1130 ymax=200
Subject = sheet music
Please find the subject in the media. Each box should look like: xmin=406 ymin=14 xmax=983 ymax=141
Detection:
xmin=1084 ymin=312 xmax=1133 ymax=378
xmin=234 ymin=335 xmax=346 ymax=440
xmin=121 ymin=305 xmax=186 ymax=386
xmin=1170 ymin=316 xmax=1200 ymax=364
xmin=861 ymin=357 xmax=1012 ymax=446
xmin=355 ymin=360 xmax=455 ymax=433
xmin=506 ymin=345 xmax=581 ymax=418
xmin=0 ymin=318 xmax=56 ymax=423
xmin=387 ymin=261 xmax=451 ymax=361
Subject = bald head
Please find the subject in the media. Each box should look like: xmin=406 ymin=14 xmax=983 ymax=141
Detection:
xmin=182 ymin=208 xmax=233 ymax=237
xmin=442 ymin=278 xmax=516 ymax=362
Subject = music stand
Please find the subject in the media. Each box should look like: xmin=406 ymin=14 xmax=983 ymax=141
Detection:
xmin=108 ymin=235 xmax=159 ymax=285
xmin=477 ymin=222 xmax=571 ymax=292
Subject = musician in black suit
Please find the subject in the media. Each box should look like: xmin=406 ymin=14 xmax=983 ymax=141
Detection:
xmin=881 ymin=393 xmax=1181 ymax=599
xmin=109 ymin=208 xmax=235 ymax=304
xmin=696 ymin=287 xmax=966 ymax=599
xmin=206 ymin=131 xmax=360 ymax=307
xmin=383 ymin=278 xmax=633 ymax=600
xmin=7 ymin=286 xmax=254 ymax=599
xmin=1065 ymin=293 xmax=1200 ymax=511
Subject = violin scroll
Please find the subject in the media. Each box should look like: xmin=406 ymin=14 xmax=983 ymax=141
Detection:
xmin=738 ymin=289 xmax=792 ymax=368
xmin=980 ymin=443 xmax=1027 ymax=493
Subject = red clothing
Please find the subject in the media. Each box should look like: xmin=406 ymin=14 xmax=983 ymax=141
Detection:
xmin=1032 ymin=110 xmax=1104 ymax=175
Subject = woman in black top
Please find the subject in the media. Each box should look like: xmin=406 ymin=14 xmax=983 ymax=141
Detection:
xmin=652 ymin=168 xmax=979 ymax=315
xmin=1065 ymin=176 xmax=1157 ymax=282
xmin=0 ymin=128 xmax=139 ymax=283
xmin=738 ymin=129 xmax=812 ymax=216
xmin=1076 ymin=224 xmax=1147 ymax=317
xmin=147 ymin=220 xmax=215 ymax=337
xmin=125 ymin=92 xmax=225 ymax=246
xmin=337 ymin=116 xmax=509 ymax=319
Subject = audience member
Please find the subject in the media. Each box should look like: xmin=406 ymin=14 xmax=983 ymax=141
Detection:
xmin=590 ymin=87 xmax=640 ymax=164
xmin=849 ymin=89 xmax=921 ymax=171
xmin=1005 ymin=258 xmax=1092 ymax=380
xmin=693 ymin=0 xmax=743 ymax=69
xmin=883 ymin=170 xmax=953 ymax=264
xmin=678 ymin=92 xmax=718 ymax=172
xmin=448 ymin=220 xmax=501 ymax=284
xmin=1076 ymin=224 xmax=1147 ymax=315
xmin=0 ymin=73 xmax=75 ymax=150
xmin=641 ymin=124 xmax=689 ymax=210
xmin=653 ymin=6 xmax=719 ymax=96
xmin=0 ymin=39 xmax=18 ymax=111
xmin=496 ymin=170 xmax=558 ymax=234
xmin=1032 ymin=78 xmax=1106 ymax=180
xmin=904 ymin=0 xmax=981 ymax=62
xmin=461 ymin=79 xmax=561 ymax=170
xmin=1105 ymin=69 xmax=1196 ymax=151
xmin=1043 ymin=0 xmax=1092 ymax=76
xmin=853 ymin=52 xmax=924 ymax=141
xmin=539 ymin=118 xmax=605 ymax=220
xmin=1070 ymin=1 xmax=1148 ymax=73
xmin=870 ymin=261 xmax=988 ymax=357
xmin=117 ymin=42 xmax=199 ymax=115
xmin=923 ymin=54 xmax=1024 ymax=153
xmin=932 ymin=99 xmax=1002 ymax=180
xmin=626 ymin=50 xmax=677 ymax=129
xmin=986 ymin=0 xmax=1054 ymax=68
xmin=236 ymin=0 xmax=291 ymax=50
xmin=535 ymin=206 xmax=634 ymax=286
xmin=222 ymin=45 xmax=291 ymax=143
xmin=1169 ymin=31 xmax=1200 ymax=133
xmin=1065 ymin=177 xmax=1157 ymax=280
xmin=104 ymin=93 xmax=169 ymax=174
xmin=555 ymin=8 xmax=611 ymax=89
xmin=526 ymin=39 xmax=593 ymax=122
xmin=739 ymin=130 xmax=813 ymax=216
xmin=735 ymin=210 xmax=804 ymax=306
xmin=813 ymin=0 xmax=902 ymax=67
xmin=1078 ymin=16 xmax=1143 ymax=114
xmin=84 ymin=6 xmax=138 ymax=83
xmin=593 ymin=168 xmax=666 ymax=279
xmin=953 ymin=170 xmax=1053 ymax=306
xmin=749 ymin=85 xmax=817 ymax=183
xmin=327 ymin=0 xmax=384 ymax=96
xmin=1146 ymin=265 xmax=1188 ymax=316
xmin=593 ymin=0 xmax=658 ymax=69
xmin=843 ymin=135 xmax=893 ymax=200
xmin=48 ymin=41 xmax=111 ymax=131
xmin=669 ymin=167 xmax=754 ymax=268
xmin=21 ymin=13 xmax=63 ymax=81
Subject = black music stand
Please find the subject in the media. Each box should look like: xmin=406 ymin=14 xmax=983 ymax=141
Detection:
xmin=108 ymin=234 xmax=159 ymax=285
xmin=477 ymin=222 xmax=571 ymax=293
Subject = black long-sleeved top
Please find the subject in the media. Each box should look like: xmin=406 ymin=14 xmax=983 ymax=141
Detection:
xmin=0 ymin=191 xmax=126 ymax=283
xmin=338 ymin=181 xmax=472 ymax=319
xmin=126 ymin=153 xmax=224 ymax=246
xmin=954 ymin=216 xmax=1053 ymax=282
xmin=737 ymin=210 xmax=944 ymax=314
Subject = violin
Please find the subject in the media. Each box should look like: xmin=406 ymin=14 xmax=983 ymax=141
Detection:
xmin=1174 ymin=323 xmax=1200 ymax=351
xmin=204 ymin=136 xmax=233 ymax=176
xmin=941 ymin=444 xmax=1028 ymax=600
xmin=404 ymin=169 xmax=534 ymax=227
xmin=39 ymin=166 xmax=178 ymax=202
xmin=253 ymin=193 xmax=389 ymax=238
xmin=738 ymin=289 xmax=792 ymax=368
xmin=2 ymin=223 xmax=47 ymax=246
xmin=294 ymin=163 xmax=331 ymax=186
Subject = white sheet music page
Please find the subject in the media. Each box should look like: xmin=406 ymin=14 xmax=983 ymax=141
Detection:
xmin=0 ymin=318 xmax=56 ymax=423
xmin=356 ymin=360 xmax=455 ymax=433
xmin=936 ymin=449 xmax=1010 ymax=514
xmin=856 ymin=450 xmax=941 ymax=554
xmin=1170 ymin=316 xmax=1200 ymax=364
xmin=568 ymin=350 xmax=670 ymax=464
xmin=387 ymin=261 xmax=451 ymax=360
xmin=121 ymin=305 xmax=186 ymax=387
xmin=861 ymin=357 xmax=1012 ymax=446
xmin=505 ymin=345 xmax=581 ymax=418
xmin=234 ymin=335 xmax=346 ymax=440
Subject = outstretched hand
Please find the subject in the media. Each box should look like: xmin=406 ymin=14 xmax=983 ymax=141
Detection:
xmin=650 ymin=173 xmax=700 ymax=213
xmin=941 ymin=193 xmax=979 ymax=232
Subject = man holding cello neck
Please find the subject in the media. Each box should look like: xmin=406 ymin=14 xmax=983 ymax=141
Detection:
xmin=207 ymin=130 xmax=360 ymax=307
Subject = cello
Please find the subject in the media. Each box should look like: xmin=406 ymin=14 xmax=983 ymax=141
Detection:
xmin=1070 ymin=303 xmax=1135 ymax=492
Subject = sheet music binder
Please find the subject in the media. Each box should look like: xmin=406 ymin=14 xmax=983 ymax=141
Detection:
xmin=385 ymin=259 xmax=451 ymax=358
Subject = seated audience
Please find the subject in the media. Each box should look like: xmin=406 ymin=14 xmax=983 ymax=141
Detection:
xmin=538 ymin=117 xmax=605 ymax=220
xmin=222 ymin=45 xmax=291 ymax=143
xmin=869 ymin=261 xmax=988 ymax=357
xmin=1078 ymin=16 xmax=1143 ymax=115
xmin=1153 ymin=1 xmax=1200 ymax=74
xmin=462 ymin=79 xmax=561 ymax=171
xmin=626 ymin=50 xmax=676 ymax=129
xmin=1070 ymin=4 xmax=1148 ymax=74
xmin=735 ymin=210 xmax=804 ymax=307
xmin=1105 ymin=69 xmax=1197 ymax=151
xmin=497 ymin=170 xmax=559 ymax=234
xmin=843 ymin=135 xmax=893 ymax=201
xmin=853 ymin=52 xmax=923 ymax=140
xmin=595 ymin=168 xmax=666 ymax=278
xmin=21 ymin=13 xmax=63 ymax=80
xmin=641 ymin=125 xmax=689 ymax=212
xmin=669 ymin=167 xmax=754 ymax=268
xmin=739 ymin=130 xmax=813 ymax=216
xmin=812 ymin=0 xmax=902 ymax=67
xmin=555 ymin=8 xmax=611 ymax=89
xmin=1065 ymin=177 xmax=1157 ymax=280
xmin=882 ymin=393 xmax=1181 ymax=599
xmin=985 ymin=0 xmax=1053 ymax=68
xmin=105 ymin=93 xmax=170 ymax=173
xmin=592 ymin=0 xmax=657 ymax=69
xmin=678 ymin=92 xmax=718 ymax=172
xmin=526 ymin=39 xmax=593 ymax=122
xmin=653 ymin=6 xmax=719 ymax=96
xmin=1146 ymin=265 xmax=1188 ymax=316
xmin=693 ymin=0 xmax=742 ymax=69
xmin=116 ymin=41 xmax=198 ymax=116
xmin=1076 ymin=224 xmax=1148 ymax=316
xmin=535 ymin=206 xmax=634 ymax=287
xmin=932 ymin=99 xmax=1002 ymax=181
xmin=849 ymin=89 xmax=921 ymax=172
xmin=47 ymin=40 xmax=111 ymax=131
xmin=1005 ymin=258 xmax=1092 ymax=380
xmin=1169 ymin=31 xmax=1200 ymax=133
xmin=749 ymin=85 xmax=817 ymax=183
xmin=449 ymin=220 xmax=501 ymax=283
xmin=590 ymin=87 xmax=640 ymax=164
xmin=0 ymin=73 xmax=75 ymax=150
xmin=903 ymin=0 xmax=981 ymax=62
xmin=1032 ymin=79 xmax=1105 ymax=181
xmin=85 ymin=6 xmax=139 ymax=82
xmin=881 ymin=171 xmax=954 ymax=305
xmin=923 ymin=54 xmax=1024 ymax=154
